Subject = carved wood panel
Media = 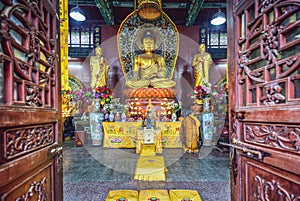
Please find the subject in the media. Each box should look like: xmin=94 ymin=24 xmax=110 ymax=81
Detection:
xmin=0 ymin=0 xmax=57 ymax=107
xmin=1 ymin=124 xmax=54 ymax=162
xmin=236 ymin=0 xmax=300 ymax=107
xmin=243 ymin=122 xmax=300 ymax=153
xmin=243 ymin=158 xmax=300 ymax=201
xmin=0 ymin=162 xmax=53 ymax=201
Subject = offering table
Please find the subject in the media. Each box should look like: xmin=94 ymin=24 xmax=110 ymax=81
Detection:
xmin=102 ymin=121 xmax=182 ymax=148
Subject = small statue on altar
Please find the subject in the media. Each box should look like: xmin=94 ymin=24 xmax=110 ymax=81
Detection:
xmin=126 ymin=30 xmax=176 ymax=88
xmin=192 ymin=44 xmax=212 ymax=87
xmin=154 ymin=130 xmax=162 ymax=153
xmin=90 ymin=46 xmax=110 ymax=89
xmin=180 ymin=110 xmax=201 ymax=153
xmin=145 ymin=111 xmax=152 ymax=128
xmin=145 ymin=99 xmax=155 ymax=128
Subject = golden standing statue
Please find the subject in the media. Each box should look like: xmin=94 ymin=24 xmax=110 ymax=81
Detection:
xmin=126 ymin=31 xmax=176 ymax=88
xmin=192 ymin=44 xmax=212 ymax=87
xmin=90 ymin=46 xmax=110 ymax=89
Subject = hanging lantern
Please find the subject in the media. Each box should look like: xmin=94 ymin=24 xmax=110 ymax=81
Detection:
xmin=137 ymin=0 xmax=162 ymax=20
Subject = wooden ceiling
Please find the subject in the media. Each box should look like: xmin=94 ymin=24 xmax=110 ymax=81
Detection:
xmin=68 ymin=0 xmax=227 ymax=26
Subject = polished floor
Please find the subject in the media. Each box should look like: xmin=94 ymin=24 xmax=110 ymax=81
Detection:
xmin=63 ymin=140 xmax=230 ymax=200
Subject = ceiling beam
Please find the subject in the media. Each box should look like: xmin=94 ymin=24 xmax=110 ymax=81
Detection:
xmin=69 ymin=1 xmax=226 ymax=8
xmin=94 ymin=0 xmax=114 ymax=25
xmin=69 ymin=0 xmax=96 ymax=6
xmin=112 ymin=1 xmax=187 ymax=8
xmin=202 ymin=2 xmax=227 ymax=8
xmin=186 ymin=0 xmax=205 ymax=26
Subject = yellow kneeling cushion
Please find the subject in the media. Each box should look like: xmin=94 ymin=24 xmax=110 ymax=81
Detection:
xmin=105 ymin=190 xmax=139 ymax=201
xmin=169 ymin=189 xmax=202 ymax=201
xmin=139 ymin=190 xmax=170 ymax=201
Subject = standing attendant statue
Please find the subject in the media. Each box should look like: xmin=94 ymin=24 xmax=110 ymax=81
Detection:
xmin=192 ymin=44 xmax=212 ymax=87
xmin=180 ymin=110 xmax=201 ymax=153
xmin=90 ymin=46 xmax=110 ymax=89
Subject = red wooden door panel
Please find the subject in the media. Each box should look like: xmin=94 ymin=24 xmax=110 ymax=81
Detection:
xmin=0 ymin=0 xmax=62 ymax=200
xmin=227 ymin=0 xmax=300 ymax=200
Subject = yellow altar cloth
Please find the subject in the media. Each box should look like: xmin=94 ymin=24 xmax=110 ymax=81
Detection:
xmin=139 ymin=190 xmax=170 ymax=201
xmin=105 ymin=190 xmax=138 ymax=201
xmin=169 ymin=190 xmax=202 ymax=201
xmin=102 ymin=122 xmax=182 ymax=148
xmin=134 ymin=156 xmax=167 ymax=181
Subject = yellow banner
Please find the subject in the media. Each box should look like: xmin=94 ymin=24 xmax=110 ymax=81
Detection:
xmin=59 ymin=0 xmax=69 ymax=90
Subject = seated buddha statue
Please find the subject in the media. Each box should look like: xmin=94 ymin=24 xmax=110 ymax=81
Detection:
xmin=125 ymin=31 xmax=176 ymax=89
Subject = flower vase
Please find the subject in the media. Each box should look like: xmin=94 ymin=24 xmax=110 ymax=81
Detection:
xmin=115 ymin=112 xmax=121 ymax=121
xmin=172 ymin=113 xmax=177 ymax=122
xmin=194 ymin=99 xmax=203 ymax=105
xmin=203 ymin=98 xmax=211 ymax=112
xmin=109 ymin=113 xmax=114 ymax=122
xmin=121 ymin=113 xmax=127 ymax=122
xmin=93 ymin=99 xmax=100 ymax=112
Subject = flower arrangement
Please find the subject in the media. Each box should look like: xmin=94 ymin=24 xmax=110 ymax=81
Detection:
xmin=94 ymin=85 xmax=112 ymax=105
xmin=70 ymin=87 xmax=94 ymax=115
xmin=211 ymin=82 xmax=228 ymax=112
xmin=167 ymin=101 xmax=182 ymax=114
xmin=191 ymin=79 xmax=212 ymax=100
xmin=71 ymin=87 xmax=94 ymax=102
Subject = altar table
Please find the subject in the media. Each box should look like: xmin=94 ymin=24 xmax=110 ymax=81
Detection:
xmin=102 ymin=122 xmax=182 ymax=148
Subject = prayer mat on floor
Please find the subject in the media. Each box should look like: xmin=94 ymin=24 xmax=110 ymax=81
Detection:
xmin=105 ymin=190 xmax=138 ymax=201
xmin=140 ymin=144 xmax=156 ymax=156
xmin=134 ymin=156 xmax=167 ymax=181
xmin=169 ymin=189 xmax=202 ymax=201
xmin=139 ymin=190 xmax=170 ymax=201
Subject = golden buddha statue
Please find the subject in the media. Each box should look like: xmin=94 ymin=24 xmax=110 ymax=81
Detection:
xmin=192 ymin=44 xmax=212 ymax=87
xmin=125 ymin=31 xmax=176 ymax=88
xmin=90 ymin=46 xmax=110 ymax=89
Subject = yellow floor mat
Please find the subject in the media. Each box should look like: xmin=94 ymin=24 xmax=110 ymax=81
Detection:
xmin=169 ymin=189 xmax=202 ymax=201
xmin=139 ymin=189 xmax=170 ymax=201
xmin=105 ymin=190 xmax=138 ymax=201
xmin=134 ymin=156 xmax=167 ymax=181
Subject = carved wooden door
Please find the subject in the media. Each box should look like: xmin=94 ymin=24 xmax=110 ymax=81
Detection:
xmin=227 ymin=0 xmax=300 ymax=200
xmin=0 ymin=0 xmax=62 ymax=200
